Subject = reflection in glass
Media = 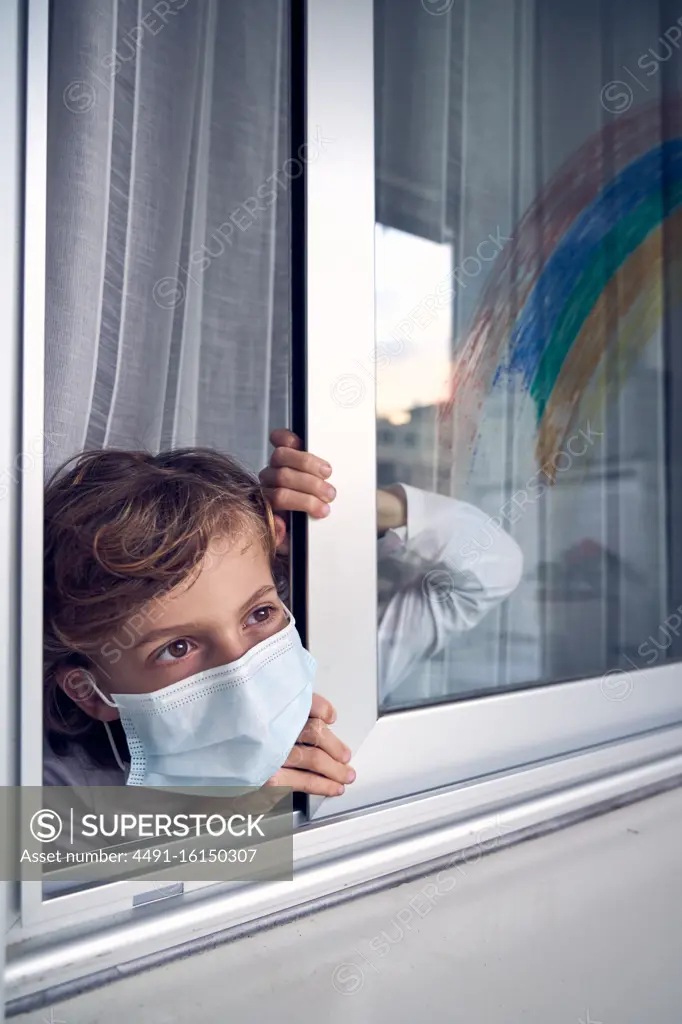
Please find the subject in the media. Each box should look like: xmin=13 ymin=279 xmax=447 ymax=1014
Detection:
xmin=375 ymin=0 xmax=679 ymax=710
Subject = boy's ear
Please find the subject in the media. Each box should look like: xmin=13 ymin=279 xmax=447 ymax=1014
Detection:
xmin=273 ymin=514 xmax=287 ymax=551
xmin=55 ymin=666 xmax=120 ymax=723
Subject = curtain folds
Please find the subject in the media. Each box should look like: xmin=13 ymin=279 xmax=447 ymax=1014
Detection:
xmin=45 ymin=0 xmax=289 ymax=479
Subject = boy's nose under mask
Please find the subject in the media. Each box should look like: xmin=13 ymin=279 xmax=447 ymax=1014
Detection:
xmin=86 ymin=612 xmax=316 ymax=788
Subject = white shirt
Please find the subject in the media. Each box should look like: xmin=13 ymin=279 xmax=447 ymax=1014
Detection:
xmin=377 ymin=484 xmax=523 ymax=701
xmin=43 ymin=484 xmax=523 ymax=785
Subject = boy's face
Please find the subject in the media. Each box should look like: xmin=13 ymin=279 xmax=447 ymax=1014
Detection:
xmin=60 ymin=530 xmax=287 ymax=720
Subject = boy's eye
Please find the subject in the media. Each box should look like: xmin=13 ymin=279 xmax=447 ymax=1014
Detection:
xmin=246 ymin=605 xmax=276 ymax=627
xmin=155 ymin=638 xmax=196 ymax=663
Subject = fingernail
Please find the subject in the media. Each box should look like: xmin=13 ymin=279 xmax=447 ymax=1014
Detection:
xmin=321 ymin=462 xmax=332 ymax=477
xmin=346 ymin=768 xmax=356 ymax=783
xmin=329 ymin=708 xmax=337 ymax=724
xmin=320 ymin=504 xmax=331 ymax=517
xmin=335 ymin=785 xmax=345 ymax=796
xmin=324 ymin=484 xmax=337 ymax=500
xmin=342 ymin=748 xmax=351 ymax=763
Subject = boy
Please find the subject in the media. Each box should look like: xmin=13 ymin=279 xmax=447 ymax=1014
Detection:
xmin=43 ymin=430 xmax=522 ymax=789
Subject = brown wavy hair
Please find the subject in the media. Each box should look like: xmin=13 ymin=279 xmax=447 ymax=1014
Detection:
xmin=44 ymin=447 xmax=281 ymax=770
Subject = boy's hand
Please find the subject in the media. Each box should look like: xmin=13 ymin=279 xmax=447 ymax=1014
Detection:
xmin=259 ymin=430 xmax=336 ymax=553
xmin=377 ymin=485 xmax=407 ymax=533
xmin=260 ymin=429 xmax=406 ymax=544
xmin=264 ymin=693 xmax=355 ymax=797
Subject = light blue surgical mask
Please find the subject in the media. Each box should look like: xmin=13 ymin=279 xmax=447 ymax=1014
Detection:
xmin=87 ymin=612 xmax=316 ymax=788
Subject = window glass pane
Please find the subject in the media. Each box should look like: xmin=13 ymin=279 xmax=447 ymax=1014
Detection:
xmin=41 ymin=0 xmax=290 ymax=891
xmin=375 ymin=0 xmax=679 ymax=710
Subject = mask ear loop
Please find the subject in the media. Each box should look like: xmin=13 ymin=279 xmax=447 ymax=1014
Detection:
xmin=78 ymin=671 xmax=128 ymax=774
xmin=102 ymin=722 xmax=128 ymax=773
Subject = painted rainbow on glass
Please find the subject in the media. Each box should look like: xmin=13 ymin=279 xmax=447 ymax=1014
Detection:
xmin=439 ymin=100 xmax=682 ymax=478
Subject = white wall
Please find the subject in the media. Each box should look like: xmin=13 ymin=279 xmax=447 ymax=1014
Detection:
xmin=14 ymin=786 xmax=682 ymax=1023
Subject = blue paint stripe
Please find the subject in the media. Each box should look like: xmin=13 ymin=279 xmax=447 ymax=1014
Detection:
xmin=504 ymin=139 xmax=682 ymax=386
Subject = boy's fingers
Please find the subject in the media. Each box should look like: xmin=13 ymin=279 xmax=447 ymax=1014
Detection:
xmin=259 ymin=466 xmax=336 ymax=503
xmin=310 ymin=693 xmax=336 ymax=724
xmin=259 ymin=486 xmax=330 ymax=519
xmin=268 ymin=445 xmax=332 ymax=479
xmin=284 ymin=745 xmax=354 ymax=785
xmin=265 ymin=768 xmax=346 ymax=797
xmin=297 ymin=719 xmax=351 ymax=764
xmin=269 ymin=428 xmax=304 ymax=451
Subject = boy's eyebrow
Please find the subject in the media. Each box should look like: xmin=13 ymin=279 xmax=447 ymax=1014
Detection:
xmin=133 ymin=585 xmax=279 ymax=649
xmin=238 ymin=583 xmax=279 ymax=617
xmin=134 ymin=622 xmax=205 ymax=649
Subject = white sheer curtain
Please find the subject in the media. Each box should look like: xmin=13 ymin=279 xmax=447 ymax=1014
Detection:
xmin=45 ymin=0 xmax=290 ymax=478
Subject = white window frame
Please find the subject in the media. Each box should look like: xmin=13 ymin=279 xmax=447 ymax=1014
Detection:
xmin=6 ymin=0 xmax=682 ymax=1005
